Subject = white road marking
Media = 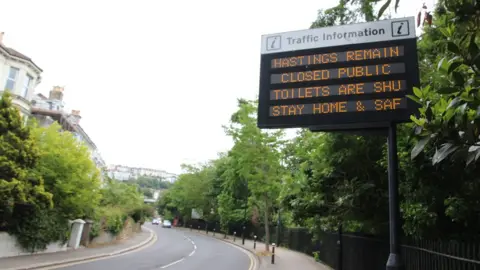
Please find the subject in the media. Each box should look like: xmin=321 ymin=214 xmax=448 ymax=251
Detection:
xmin=160 ymin=258 xmax=185 ymax=269
xmin=187 ymin=229 xmax=257 ymax=270
xmin=186 ymin=236 xmax=196 ymax=257
xmin=161 ymin=235 xmax=196 ymax=268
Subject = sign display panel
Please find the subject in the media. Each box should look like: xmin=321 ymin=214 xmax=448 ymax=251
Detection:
xmin=257 ymin=17 xmax=420 ymax=130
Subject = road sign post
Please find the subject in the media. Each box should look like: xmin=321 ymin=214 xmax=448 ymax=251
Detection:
xmin=386 ymin=123 xmax=403 ymax=270
xmin=258 ymin=17 xmax=419 ymax=270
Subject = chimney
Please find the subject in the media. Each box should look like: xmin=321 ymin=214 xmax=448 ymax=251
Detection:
xmin=69 ymin=110 xmax=82 ymax=124
xmin=0 ymin=32 xmax=4 ymax=44
xmin=49 ymin=86 xmax=64 ymax=100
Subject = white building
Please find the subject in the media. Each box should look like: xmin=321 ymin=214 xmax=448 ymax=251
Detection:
xmin=0 ymin=32 xmax=43 ymax=118
xmin=31 ymin=87 xmax=107 ymax=178
xmin=107 ymin=165 xmax=177 ymax=183
xmin=0 ymin=32 xmax=106 ymax=180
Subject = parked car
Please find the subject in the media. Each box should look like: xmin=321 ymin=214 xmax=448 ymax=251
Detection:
xmin=152 ymin=218 xmax=160 ymax=225
xmin=162 ymin=220 xmax=172 ymax=228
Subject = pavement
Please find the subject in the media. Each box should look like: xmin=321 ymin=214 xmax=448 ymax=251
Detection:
xmin=0 ymin=226 xmax=154 ymax=270
xmin=178 ymin=227 xmax=332 ymax=270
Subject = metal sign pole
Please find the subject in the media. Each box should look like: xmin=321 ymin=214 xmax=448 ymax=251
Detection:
xmin=386 ymin=122 xmax=403 ymax=270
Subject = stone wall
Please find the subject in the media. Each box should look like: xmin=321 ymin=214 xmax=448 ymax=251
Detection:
xmin=0 ymin=218 xmax=143 ymax=258
xmin=0 ymin=232 xmax=67 ymax=259
xmin=90 ymin=218 xmax=142 ymax=246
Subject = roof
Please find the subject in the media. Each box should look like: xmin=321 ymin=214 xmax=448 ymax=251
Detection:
xmin=0 ymin=43 xmax=43 ymax=72
xmin=31 ymin=107 xmax=98 ymax=150
xmin=34 ymin=93 xmax=48 ymax=100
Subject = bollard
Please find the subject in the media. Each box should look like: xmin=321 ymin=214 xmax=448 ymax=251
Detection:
xmin=254 ymin=235 xmax=257 ymax=249
xmin=190 ymin=225 xmax=192 ymax=231
xmin=234 ymin=231 xmax=236 ymax=242
xmin=271 ymin=243 xmax=276 ymax=264
xmin=242 ymin=226 xmax=246 ymax=245
xmin=198 ymin=226 xmax=200 ymax=232
xmin=206 ymin=224 xmax=208 ymax=235
xmin=213 ymin=228 xmax=216 ymax=236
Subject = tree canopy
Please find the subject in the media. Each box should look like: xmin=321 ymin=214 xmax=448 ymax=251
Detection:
xmin=30 ymin=122 xmax=102 ymax=220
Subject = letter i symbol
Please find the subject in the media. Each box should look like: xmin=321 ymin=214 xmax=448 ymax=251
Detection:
xmin=271 ymin=37 xmax=279 ymax=49
xmin=397 ymin=23 xmax=404 ymax=35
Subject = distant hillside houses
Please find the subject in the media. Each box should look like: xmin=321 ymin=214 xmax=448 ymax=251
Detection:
xmin=107 ymin=164 xmax=177 ymax=183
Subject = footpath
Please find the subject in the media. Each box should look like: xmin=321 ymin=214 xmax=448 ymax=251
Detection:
xmin=177 ymin=227 xmax=332 ymax=270
xmin=0 ymin=227 xmax=154 ymax=270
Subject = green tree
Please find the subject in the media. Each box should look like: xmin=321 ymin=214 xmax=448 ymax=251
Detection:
xmin=215 ymin=153 xmax=252 ymax=232
xmin=98 ymin=178 xmax=147 ymax=234
xmin=224 ymin=99 xmax=284 ymax=251
xmin=142 ymin=188 xmax=154 ymax=198
xmin=0 ymin=92 xmax=54 ymax=251
xmin=30 ymin=122 xmax=102 ymax=220
xmin=168 ymin=163 xmax=214 ymax=222
xmin=100 ymin=179 xmax=143 ymax=211
xmin=408 ymin=0 xmax=480 ymax=166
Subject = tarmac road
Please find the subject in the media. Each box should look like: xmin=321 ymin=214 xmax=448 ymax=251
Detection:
xmin=56 ymin=224 xmax=253 ymax=270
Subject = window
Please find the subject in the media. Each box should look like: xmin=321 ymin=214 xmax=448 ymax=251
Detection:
xmin=4 ymin=67 xmax=19 ymax=91
xmin=21 ymin=74 xmax=33 ymax=98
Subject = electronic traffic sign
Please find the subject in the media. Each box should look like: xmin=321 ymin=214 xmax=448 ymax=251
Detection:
xmin=258 ymin=17 xmax=420 ymax=131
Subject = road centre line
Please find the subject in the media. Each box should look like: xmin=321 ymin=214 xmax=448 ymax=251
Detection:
xmin=160 ymin=258 xmax=185 ymax=269
xmin=161 ymin=235 xmax=196 ymax=268
xmin=190 ymin=230 xmax=257 ymax=270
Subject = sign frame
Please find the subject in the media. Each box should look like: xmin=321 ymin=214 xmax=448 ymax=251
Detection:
xmin=257 ymin=18 xmax=420 ymax=132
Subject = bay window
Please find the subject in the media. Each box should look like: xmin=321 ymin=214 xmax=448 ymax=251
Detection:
xmin=4 ymin=67 xmax=19 ymax=91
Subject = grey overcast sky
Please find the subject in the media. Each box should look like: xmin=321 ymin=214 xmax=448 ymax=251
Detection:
xmin=0 ymin=0 xmax=431 ymax=174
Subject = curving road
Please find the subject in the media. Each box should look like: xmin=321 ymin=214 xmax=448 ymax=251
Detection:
xmin=56 ymin=225 xmax=252 ymax=270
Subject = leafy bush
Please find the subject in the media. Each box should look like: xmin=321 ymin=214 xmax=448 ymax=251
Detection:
xmin=89 ymin=221 xmax=101 ymax=239
xmin=10 ymin=207 xmax=69 ymax=253
xmin=101 ymin=207 xmax=127 ymax=235
xmin=312 ymin=251 xmax=320 ymax=262
xmin=100 ymin=179 xmax=143 ymax=212
xmin=130 ymin=205 xmax=155 ymax=224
